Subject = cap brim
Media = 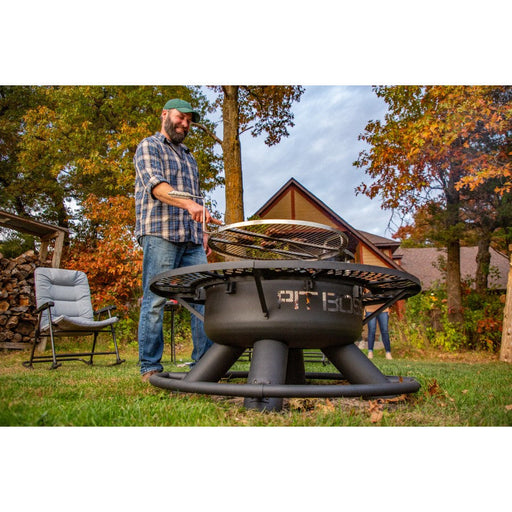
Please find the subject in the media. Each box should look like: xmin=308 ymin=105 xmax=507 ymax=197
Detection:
xmin=176 ymin=108 xmax=200 ymax=123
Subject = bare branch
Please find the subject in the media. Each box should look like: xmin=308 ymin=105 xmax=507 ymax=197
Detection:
xmin=193 ymin=122 xmax=223 ymax=145
xmin=240 ymin=125 xmax=254 ymax=135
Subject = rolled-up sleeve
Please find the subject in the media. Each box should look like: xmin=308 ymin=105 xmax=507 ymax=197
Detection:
xmin=134 ymin=138 xmax=168 ymax=195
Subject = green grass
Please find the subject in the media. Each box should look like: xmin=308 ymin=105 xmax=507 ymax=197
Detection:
xmin=1 ymin=340 xmax=511 ymax=426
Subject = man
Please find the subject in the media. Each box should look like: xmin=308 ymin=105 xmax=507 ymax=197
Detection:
xmin=134 ymin=98 xmax=222 ymax=381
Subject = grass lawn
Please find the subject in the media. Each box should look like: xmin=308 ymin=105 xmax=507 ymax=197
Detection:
xmin=1 ymin=339 xmax=511 ymax=426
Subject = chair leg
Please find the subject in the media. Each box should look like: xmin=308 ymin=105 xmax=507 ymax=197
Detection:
xmin=23 ymin=329 xmax=40 ymax=369
xmin=89 ymin=332 xmax=99 ymax=365
xmin=110 ymin=325 xmax=124 ymax=365
xmin=48 ymin=324 xmax=61 ymax=370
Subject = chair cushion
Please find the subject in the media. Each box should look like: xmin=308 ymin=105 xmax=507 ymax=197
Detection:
xmin=35 ymin=267 xmax=95 ymax=325
xmin=40 ymin=314 xmax=119 ymax=334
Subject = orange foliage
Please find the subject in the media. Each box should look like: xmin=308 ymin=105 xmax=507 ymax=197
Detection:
xmin=64 ymin=195 xmax=142 ymax=314
xmin=356 ymin=86 xmax=512 ymax=211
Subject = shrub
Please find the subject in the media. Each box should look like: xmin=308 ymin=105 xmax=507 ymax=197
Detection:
xmin=398 ymin=286 xmax=504 ymax=353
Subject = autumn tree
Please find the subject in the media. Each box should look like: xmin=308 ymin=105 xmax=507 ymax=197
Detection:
xmin=0 ymin=86 xmax=46 ymax=216
xmin=396 ymin=186 xmax=512 ymax=292
xmin=64 ymin=194 xmax=142 ymax=312
xmin=355 ymin=86 xmax=512 ymax=324
xmin=456 ymin=87 xmax=512 ymax=195
xmin=13 ymin=86 xmax=221 ymax=229
xmin=462 ymin=182 xmax=512 ymax=291
xmin=195 ymin=86 xmax=305 ymax=224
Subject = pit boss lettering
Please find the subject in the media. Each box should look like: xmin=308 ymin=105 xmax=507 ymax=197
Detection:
xmin=277 ymin=290 xmax=360 ymax=313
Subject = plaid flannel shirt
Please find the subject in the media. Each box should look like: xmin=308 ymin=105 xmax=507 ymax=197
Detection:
xmin=134 ymin=132 xmax=202 ymax=245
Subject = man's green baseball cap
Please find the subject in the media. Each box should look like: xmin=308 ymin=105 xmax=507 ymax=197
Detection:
xmin=163 ymin=98 xmax=200 ymax=123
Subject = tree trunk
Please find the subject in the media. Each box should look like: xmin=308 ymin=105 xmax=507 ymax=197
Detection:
xmin=499 ymin=245 xmax=512 ymax=362
xmin=446 ymin=239 xmax=464 ymax=323
xmin=475 ymin=233 xmax=492 ymax=292
xmin=221 ymin=86 xmax=244 ymax=224
xmin=445 ymin=173 xmax=464 ymax=324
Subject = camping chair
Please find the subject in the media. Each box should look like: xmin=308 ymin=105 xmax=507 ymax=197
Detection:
xmin=23 ymin=267 xmax=125 ymax=370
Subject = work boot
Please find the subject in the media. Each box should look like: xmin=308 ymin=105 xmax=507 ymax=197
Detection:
xmin=141 ymin=369 xmax=161 ymax=382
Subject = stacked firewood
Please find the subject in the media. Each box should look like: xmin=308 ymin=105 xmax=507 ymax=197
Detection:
xmin=0 ymin=251 xmax=39 ymax=348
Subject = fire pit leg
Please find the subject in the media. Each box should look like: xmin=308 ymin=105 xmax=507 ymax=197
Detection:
xmin=322 ymin=343 xmax=390 ymax=387
xmin=244 ymin=339 xmax=289 ymax=412
xmin=184 ymin=343 xmax=245 ymax=383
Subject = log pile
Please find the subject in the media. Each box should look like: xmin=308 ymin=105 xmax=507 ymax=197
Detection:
xmin=0 ymin=251 xmax=39 ymax=350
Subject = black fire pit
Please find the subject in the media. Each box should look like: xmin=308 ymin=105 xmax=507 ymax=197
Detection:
xmin=149 ymin=259 xmax=422 ymax=411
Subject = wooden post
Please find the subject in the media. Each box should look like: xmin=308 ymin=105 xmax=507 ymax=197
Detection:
xmin=499 ymin=245 xmax=512 ymax=362
xmin=39 ymin=240 xmax=49 ymax=264
xmin=39 ymin=230 xmax=65 ymax=268
xmin=51 ymin=231 xmax=65 ymax=268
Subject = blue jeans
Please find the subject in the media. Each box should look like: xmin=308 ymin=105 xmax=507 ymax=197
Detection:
xmin=366 ymin=311 xmax=391 ymax=352
xmin=138 ymin=235 xmax=213 ymax=375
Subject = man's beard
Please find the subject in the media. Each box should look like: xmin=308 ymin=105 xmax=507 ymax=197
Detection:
xmin=164 ymin=116 xmax=187 ymax=144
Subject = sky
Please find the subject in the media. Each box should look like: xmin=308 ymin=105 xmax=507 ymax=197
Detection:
xmin=208 ymin=85 xmax=393 ymax=236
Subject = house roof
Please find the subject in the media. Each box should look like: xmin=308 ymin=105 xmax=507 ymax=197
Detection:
xmin=395 ymin=246 xmax=510 ymax=290
xmin=359 ymin=230 xmax=401 ymax=253
xmin=253 ymin=177 xmax=401 ymax=269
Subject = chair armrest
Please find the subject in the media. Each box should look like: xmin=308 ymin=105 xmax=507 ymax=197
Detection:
xmin=35 ymin=301 xmax=55 ymax=314
xmin=95 ymin=305 xmax=117 ymax=318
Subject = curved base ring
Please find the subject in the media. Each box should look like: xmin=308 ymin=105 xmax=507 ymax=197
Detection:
xmin=150 ymin=371 xmax=421 ymax=399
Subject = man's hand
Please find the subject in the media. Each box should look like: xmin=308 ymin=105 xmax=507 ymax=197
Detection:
xmin=153 ymin=182 xmax=223 ymax=226
xmin=186 ymin=202 xmax=222 ymax=226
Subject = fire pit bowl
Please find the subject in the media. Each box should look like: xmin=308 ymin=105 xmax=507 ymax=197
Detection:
xmin=148 ymin=260 xmax=422 ymax=411
xmin=205 ymin=275 xmax=363 ymax=348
